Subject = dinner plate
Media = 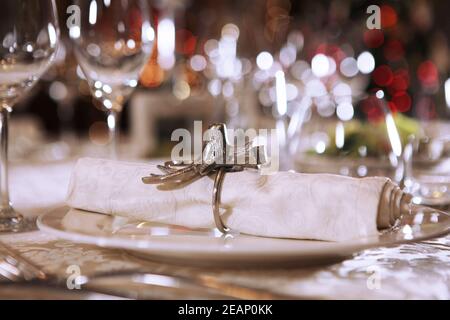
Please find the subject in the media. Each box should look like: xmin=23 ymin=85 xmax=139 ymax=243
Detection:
xmin=37 ymin=205 xmax=450 ymax=267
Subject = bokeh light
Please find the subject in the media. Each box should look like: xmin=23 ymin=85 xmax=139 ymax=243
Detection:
xmin=311 ymin=54 xmax=330 ymax=78
xmin=336 ymin=102 xmax=354 ymax=121
xmin=373 ymin=65 xmax=393 ymax=87
xmin=189 ymin=55 xmax=207 ymax=72
xmin=340 ymin=57 xmax=359 ymax=77
xmin=364 ymin=29 xmax=384 ymax=48
xmin=392 ymin=91 xmax=412 ymax=112
xmin=384 ymin=40 xmax=404 ymax=61
xmin=256 ymin=51 xmax=274 ymax=70
xmin=417 ymin=60 xmax=439 ymax=88
xmin=357 ymin=51 xmax=375 ymax=74
xmin=381 ymin=5 xmax=398 ymax=28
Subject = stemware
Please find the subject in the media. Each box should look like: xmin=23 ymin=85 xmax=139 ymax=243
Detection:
xmin=70 ymin=0 xmax=155 ymax=158
xmin=404 ymin=121 xmax=450 ymax=207
xmin=0 ymin=0 xmax=60 ymax=232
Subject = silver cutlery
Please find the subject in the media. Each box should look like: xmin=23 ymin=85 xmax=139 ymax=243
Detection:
xmin=0 ymin=240 xmax=302 ymax=300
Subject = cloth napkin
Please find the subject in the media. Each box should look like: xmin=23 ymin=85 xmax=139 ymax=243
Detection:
xmin=66 ymin=158 xmax=411 ymax=242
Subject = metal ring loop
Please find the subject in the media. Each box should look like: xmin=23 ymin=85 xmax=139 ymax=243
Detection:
xmin=212 ymin=167 xmax=230 ymax=233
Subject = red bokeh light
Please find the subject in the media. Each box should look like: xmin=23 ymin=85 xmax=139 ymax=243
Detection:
xmin=417 ymin=60 xmax=439 ymax=87
xmin=364 ymin=29 xmax=384 ymax=48
xmin=373 ymin=65 xmax=394 ymax=87
xmin=315 ymin=44 xmax=346 ymax=64
xmin=381 ymin=5 xmax=398 ymax=28
xmin=176 ymin=29 xmax=197 ymax=56
xmin=387 ymin=69 xmax=410 ymax=96
xmin=392 ymin=92 xmax=412 ymax=112
xmin=384 ymin=40 xmax=404 ymax=61
xmin=362 ymin=95 xmax=384 ymax=122
xmin=389 ymin=69 xmax=409 ymax=92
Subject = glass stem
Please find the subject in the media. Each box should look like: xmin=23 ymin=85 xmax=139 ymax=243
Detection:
xmin=107 ymin=110 xmax=120 ymax=159
xmin=0 ymin=106 xmax=11 ymax=210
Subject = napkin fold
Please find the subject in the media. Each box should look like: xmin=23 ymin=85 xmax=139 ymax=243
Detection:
xmin=66 ymin=158 xmax=411 ymax=242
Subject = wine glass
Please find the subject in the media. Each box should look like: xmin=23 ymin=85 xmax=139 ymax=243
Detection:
xmin=403 ymin=115 xmax=450 ymax=207
xmin=0 ymin=0 xmax=60 ymax=232
xmin=70 ymin=0 xmax=155 ymax=158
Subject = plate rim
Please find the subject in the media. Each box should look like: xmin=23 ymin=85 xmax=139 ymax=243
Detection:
xmin=37 ymin=206 xmax=450 ymax=260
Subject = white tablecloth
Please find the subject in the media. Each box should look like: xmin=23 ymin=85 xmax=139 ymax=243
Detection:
xmin=1 ymin=160 xmax=449 ymax=299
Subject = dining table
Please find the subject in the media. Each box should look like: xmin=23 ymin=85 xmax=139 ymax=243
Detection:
xmin=0 ymin=157 xmax=449 ymax=300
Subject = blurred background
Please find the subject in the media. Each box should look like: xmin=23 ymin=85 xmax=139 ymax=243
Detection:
xmin=9 ymin=0 xmax=450 ymax=205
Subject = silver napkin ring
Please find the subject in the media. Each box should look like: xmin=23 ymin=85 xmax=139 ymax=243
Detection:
xmin=212 ymin=167 xmax=228 ymax=233
xmin=142 ymin=123 xmax=267 ymax=234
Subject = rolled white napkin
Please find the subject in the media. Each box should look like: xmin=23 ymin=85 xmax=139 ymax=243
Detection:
xmin=66 ymin=158 xmax=411 ymax=242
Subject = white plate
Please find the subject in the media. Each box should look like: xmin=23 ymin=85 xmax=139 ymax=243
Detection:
xmin=37 ymin=205 xmax=450 ymax=267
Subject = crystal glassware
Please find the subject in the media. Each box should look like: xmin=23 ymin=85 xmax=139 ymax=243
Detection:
xmin=70 ymin=0 xmax=155 ymax=158
xmin=0 ymin=0 xmax=60 ymax=232
xmin=404 ymin=122 xmax=450 ymax=207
